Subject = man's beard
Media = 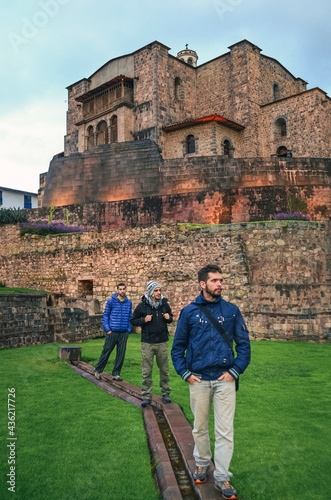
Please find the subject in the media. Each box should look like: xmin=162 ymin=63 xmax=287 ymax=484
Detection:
xmin=205 ymin=284 xmax=221 ymax=299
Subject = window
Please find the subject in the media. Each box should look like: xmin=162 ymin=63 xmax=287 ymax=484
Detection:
xmin=275 ymin=118 xmax=287 ymax=137
xmin=273 ymin=83 xmax=280 ymax=100
xmin=186 ymin=135 xmax=195 ymax=154
xmin=24 ymin=195 xmax=32 ymax=209
xmin=97 ymin=121 xmax=108 ymax=145
xmin=277 ymin=146 xmax=287 ymax=157
xmin=78 ymin=280 xmax=93 ymax=298
xmin=87 ymin=125 xmax=94 ymax=149
xmin=174 ymin=77 xmax=182 ymax=100
xmin=222 ymin=138 xmax=234 ymax=158
xmin=110 ymin=115 xmax=118 ymax=143
xmin=0 ymin=190 xmax=2 ymax=205
xmin=187 ymin=57 xmax=193 ymax=66
xmin=224 ymin=140 xmax=230 ymax=156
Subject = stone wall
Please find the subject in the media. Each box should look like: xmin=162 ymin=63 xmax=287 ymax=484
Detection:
xmin=162 ymin=122 xmax=244 ymax=159
xmin=40 ymin=142 xmax=331 ymax=226
xmin=259 ymin=88 xmax=331 ymax=158
xmin=0 ymin=294 xmax=51 ymax=347
xmin=0 ymin=292 xmax=103 ymax=348
xmin=0 ymin=221 xmax=330 ymax=344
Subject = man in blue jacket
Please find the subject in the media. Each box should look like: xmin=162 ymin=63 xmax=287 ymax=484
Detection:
xmin=94 ymin=283 xmax=132 ymax=381
xmin=171 ymin=265 xmax=250 ymax=500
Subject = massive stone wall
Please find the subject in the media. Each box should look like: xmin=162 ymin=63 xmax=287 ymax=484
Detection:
xmin=40 ymin=140 xmax=331 ymax=227
xmin=0 ymin=221 xmax=330 ymax=344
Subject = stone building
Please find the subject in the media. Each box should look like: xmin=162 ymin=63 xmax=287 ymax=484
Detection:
xmin=40 ymin=40 xmax=331 ymax=223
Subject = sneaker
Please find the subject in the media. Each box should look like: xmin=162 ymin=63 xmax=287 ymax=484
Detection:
xmin=94 ymin=370 xmax=101 ymax=380
xmin=112 ymin=375 xmax=123 ymax=381
xmin=214 ymin=480 xmax=238 ymax=499
xmin=193 ymin=465 xmax=209 ymax=483
xmin=162 ymin=394 xmax=172 ymax=403
xmin=141 ymin=399 xmax=151 ymax=407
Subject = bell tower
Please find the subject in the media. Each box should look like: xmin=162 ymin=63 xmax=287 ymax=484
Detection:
xmin=177 ymin=44 xmax=198 ymax=67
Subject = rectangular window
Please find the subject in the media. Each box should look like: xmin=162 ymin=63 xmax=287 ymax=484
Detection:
xmin=78 ymin=279 xmax=93 ymax=298
xmin=24 ymin=195 xmax=32 ymax=209
xmin=0 ymin=191 xmax=2 ymax=205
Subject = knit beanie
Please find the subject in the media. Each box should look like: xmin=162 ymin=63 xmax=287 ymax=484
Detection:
xmin=147 ymin=280 xmax=161 ymax=298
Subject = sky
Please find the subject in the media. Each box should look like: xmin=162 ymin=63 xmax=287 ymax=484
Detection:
xmin=0 ymin=0 xmax=330 ymax=193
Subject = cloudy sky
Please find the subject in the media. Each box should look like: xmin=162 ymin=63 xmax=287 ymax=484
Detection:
xmin=1 ymin=0 xmax=330 ymax=193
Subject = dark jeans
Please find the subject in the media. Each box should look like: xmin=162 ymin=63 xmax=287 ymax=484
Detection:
xmin=95 ymin=331 xmax=129 ymax=376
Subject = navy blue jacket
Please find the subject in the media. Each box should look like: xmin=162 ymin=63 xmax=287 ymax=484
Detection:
xmin=171 ymin=292 xmax=251 ymax=381
xmin=102 ymin=293 xmax=132 ymax=333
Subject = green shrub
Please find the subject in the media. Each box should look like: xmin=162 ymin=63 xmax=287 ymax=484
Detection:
xmin=0 ymin=207 xmax=28 ymax=225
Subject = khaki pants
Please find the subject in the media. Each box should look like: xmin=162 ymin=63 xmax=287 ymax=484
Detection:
xmin=190 ymin=379 xmax=236 ymax=482
xmin=141 ymin=342 xmax=171 ymax=400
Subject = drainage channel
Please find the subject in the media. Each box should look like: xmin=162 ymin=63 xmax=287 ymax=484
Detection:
xmin=69 ymin=361 xmax=204 ymax=499
xmin=153 ymin=407 xmax=199 ymax=500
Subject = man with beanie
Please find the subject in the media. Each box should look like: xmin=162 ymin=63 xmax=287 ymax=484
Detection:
xmin=94 ymin=283 xmax=132 ymax=381
xmin=130 ymin=280 xmax=173 ymax=407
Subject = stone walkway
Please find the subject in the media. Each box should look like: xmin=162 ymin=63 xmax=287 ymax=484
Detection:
xmin=69 ymin=361 xmax=224 ymax=500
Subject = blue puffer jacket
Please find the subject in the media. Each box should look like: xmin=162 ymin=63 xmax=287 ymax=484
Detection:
xmin=102 ymin=293 xmax=132 ymax=333
xmin=171 ymin=292 xmax=251 ymax=381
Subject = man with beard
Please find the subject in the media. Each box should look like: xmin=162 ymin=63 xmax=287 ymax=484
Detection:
xmin=94 ymin=283 xmax=132 ymax=381
xmin=131 ymin=280 xmax=173 ymax=407
xmin=171 ymin=265 xmax=250 ymax=500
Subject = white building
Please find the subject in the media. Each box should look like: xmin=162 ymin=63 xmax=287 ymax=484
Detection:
xmin=0 ymin=187 xmax=38 ymax=209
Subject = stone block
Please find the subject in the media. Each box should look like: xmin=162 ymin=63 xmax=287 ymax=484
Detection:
xmin=58 ymin=346 xmax=82 ymax=362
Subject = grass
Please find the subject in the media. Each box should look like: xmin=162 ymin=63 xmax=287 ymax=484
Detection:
xmin=0 ymin=287 xmax=47 ymax=294
xmin=0 ymin=341 xmax=159 ymax=500
xmin=1 ymin=337 xmax=330 ymax=500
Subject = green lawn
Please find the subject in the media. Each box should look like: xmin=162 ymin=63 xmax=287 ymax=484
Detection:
xmin=0 ymin=287 xmax=47 ymax=294
xmin=1 ymin=337 xmax=330 ymax=500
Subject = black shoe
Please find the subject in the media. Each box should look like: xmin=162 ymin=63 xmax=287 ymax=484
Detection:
xmin=112 ymin=375 xmax=123 ymax=381
xmin=162 ymin=394 xmax=172 ymax=403
xmin=141 ymin=399 xmax=151 ymax=407
xmin=214 ymin=480 xmax=238 ymax=499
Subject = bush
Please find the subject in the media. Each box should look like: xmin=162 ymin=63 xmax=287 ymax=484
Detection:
xmin=0 ymin=207 xmax=28 ymax=225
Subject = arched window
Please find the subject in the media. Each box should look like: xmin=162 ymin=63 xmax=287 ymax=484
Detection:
xmin=187 ymin=57 xmax=193 ymax=66
xmin=224 ymin=139 xmax=230 ymax=156
xmin=277 ymin=146 xmax=287 ymax=157
xmin=87 ymin=125 xmax=94 ymax=150
xmin=273 ymin=83 xmax=280 ymax=100
xmin=222 ymin=138 xmax=234 ymax=158
xmin=97 ymin=120 xmax=108 ymax=145
xmin=186 ymin=134 xmax=195 ymax=154
xmin=175 ymin=77 xmax=182 ymax=100
xmin=110 ymin=115 xmax=118 ymax=143
xmin=275 ymin=118 xmax=287 ymax=137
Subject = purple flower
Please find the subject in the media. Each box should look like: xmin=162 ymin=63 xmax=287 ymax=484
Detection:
xmin=20 ymin=222 xmax=87 ymax=235
xmin=275 ymin=212 xmax=311 ymax=221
